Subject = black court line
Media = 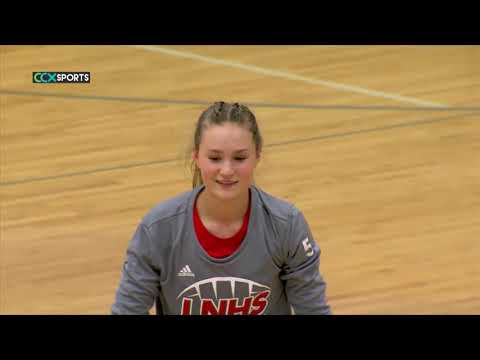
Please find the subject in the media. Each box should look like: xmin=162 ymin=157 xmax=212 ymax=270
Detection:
xmin=1 ymin=89 xmax=480 ymax=112
xmin=0 ymin=159 xmax=177 ymax=187
xmin=1 ymin=111 xmax=478 ymax=187
xmin=267 ymin=111 xmax=479 ymax=148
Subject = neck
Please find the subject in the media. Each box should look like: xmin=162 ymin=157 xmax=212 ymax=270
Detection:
xmin=197 ymin=187 xmax=250 ymax=224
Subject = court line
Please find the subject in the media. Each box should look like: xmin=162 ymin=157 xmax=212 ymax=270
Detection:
xmin=0 ymin=159 xmax=174 ymax=186
xmin=0 ymin=46 xmax=5 ymax=314
xmin=3 ymin=89 xmax=478 ymax=112
xmin=1 ymin=111 xmax=477 ymax=187
xmin=128 ymin=45 xmax=449 ymax=108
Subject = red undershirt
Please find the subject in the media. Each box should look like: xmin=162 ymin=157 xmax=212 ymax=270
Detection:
xmin=193 ymin=189 xmax=251 ymax=258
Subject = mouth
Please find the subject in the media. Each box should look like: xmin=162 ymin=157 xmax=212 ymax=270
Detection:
xmin=216 ymin=180 xmax=238 ymax=187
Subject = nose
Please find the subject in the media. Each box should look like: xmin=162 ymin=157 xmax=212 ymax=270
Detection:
xmin=219 ymin=161 xmax=234 ymax=177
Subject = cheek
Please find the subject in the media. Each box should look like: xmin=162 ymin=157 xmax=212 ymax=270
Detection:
xmin=197 ymin=158 xmax=257 ymax=179
xmin=197 ymin=160 xmax=217 ymax=178
xmin=237 ymin=161 xmax=257 ymax=178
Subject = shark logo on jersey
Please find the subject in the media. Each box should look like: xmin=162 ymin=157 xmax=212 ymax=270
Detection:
xmin=177 ymin=277 xmax=271 ymax=315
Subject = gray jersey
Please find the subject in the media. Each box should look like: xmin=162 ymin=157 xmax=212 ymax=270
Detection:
xmin=112 ymin=185 xmax=331 ymax=315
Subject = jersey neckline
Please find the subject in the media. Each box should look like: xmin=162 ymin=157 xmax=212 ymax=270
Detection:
xmin=188 ymin=185 xmax=257 ymax=264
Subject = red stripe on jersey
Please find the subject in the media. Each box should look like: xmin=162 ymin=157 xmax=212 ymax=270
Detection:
xmin=194 ymin=189 xmax=250 ymax=258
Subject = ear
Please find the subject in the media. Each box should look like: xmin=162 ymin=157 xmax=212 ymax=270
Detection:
xmin=255 ymin=151 xmax=261 ymax=164
xmin=191 ymin=150 xmax=199 ymax=166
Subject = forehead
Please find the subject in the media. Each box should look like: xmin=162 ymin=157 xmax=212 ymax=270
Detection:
xmin=200 ymin=123 xmax=255 ymax=150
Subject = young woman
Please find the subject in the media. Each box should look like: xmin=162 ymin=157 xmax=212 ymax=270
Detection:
xmin=112 ymin=101 xmax=331 ymax=315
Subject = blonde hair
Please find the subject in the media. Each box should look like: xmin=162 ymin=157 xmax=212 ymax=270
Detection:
xmin=189 ymin=101 xmax=263 ymax=188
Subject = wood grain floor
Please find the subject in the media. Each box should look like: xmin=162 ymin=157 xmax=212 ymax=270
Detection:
xmin=1 ymin=45 xmax=479 ymax=314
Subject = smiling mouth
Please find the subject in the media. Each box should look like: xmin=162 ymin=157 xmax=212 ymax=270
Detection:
xmin=216 ymin=180 xmax=238 ymax=185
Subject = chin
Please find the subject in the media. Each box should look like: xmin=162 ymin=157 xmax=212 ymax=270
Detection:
xmin=208 ymin=182 xmax=245 ymax=201
xmin=213 ymin=188 xmax=240 ymax=201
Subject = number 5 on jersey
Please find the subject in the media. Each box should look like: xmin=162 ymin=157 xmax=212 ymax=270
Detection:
xmin=302 ymin=237 xmax=314 ymax=257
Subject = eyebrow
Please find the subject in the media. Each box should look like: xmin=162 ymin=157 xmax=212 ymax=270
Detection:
xmin=207 ymin=149 xmax=249 ymax=153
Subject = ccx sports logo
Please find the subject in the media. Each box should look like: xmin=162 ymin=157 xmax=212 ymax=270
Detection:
xmin=177 ymin=277 xmax=271 ymax=315
xmin=33 ymin=72 xmax=90 ymax=84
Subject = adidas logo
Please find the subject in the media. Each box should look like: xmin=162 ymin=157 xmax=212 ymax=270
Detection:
xmin=177 ymin=265 xmax=195 ymax=277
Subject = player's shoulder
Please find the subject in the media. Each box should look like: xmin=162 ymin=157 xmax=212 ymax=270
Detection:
xmin=141 ymin=188 xmax=195 ymax=228
xmin=252 ymin=185 xmax=300 ymax=223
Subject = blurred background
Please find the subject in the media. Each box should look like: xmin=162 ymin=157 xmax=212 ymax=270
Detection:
xmin=0 ymin=45 xmax=479 ymax=314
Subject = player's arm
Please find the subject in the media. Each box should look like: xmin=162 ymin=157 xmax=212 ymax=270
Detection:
xmin=280 ymin=207 xmax=332 ymax=315
xmin=111 ymin=223 xmax=161 ymax=315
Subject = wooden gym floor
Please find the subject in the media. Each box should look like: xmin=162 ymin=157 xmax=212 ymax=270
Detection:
xmin=0 ymin=45 xmax=479 ymax=314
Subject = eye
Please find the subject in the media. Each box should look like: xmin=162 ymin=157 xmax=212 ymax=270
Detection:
xmin=209 ymin=157 xmax=221 ymax=162
xmin=234 ymin=157 xmax=246 ymax=161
